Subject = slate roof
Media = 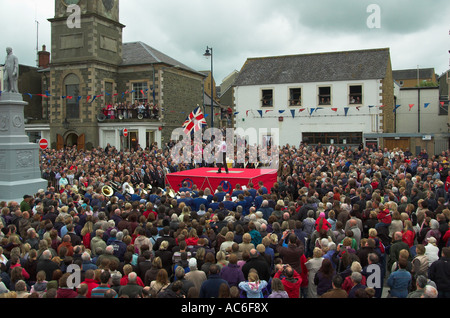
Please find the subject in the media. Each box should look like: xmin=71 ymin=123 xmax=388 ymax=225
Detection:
xmin=393 ymin=68 xmax=435 ymax=81
xmin=121 ymin=41 xmax=202 ymax=75
xmin=234 ymin=48 xmax=390 ymax=86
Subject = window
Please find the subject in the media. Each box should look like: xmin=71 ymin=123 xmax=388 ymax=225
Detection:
xmin=261 ymin=89 xmax=273 ymax=107
xmin=318 ymin=87 xmax=331 ymax=105
xmin=289 ymin=88 xmax=302 ymax=106
xmin=302 ymin=132 xmax=362 ymax=145
xmin=132 ymin=82 xmax=149 ymax=104
xmin=349 ymin=85 xmax=363 ymax=105
xmin=64 ymin=74 xmax=80 ymax=119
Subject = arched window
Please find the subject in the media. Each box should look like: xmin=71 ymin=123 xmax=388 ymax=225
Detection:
xmin=64 ymin=73 xmax=80 ymax=119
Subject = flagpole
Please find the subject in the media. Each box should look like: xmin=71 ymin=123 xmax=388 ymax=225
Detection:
xmin=204 ymin=47 xmax=214 ymax=128
xmin=417 ymin=65 xmax=421 ymax=133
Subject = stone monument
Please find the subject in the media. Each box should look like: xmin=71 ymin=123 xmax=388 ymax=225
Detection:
xmin=0 ymin=47 xmax=47 ymax=203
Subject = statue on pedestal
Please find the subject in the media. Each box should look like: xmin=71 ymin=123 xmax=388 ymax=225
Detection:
xmin=2 ymin=47 xmax=19 ymax=93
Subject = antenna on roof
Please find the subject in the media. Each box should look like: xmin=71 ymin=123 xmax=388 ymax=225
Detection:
xmin=36 ymin=20 xmax=40 ymax=67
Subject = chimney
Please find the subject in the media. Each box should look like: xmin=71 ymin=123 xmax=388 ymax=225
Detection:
xmin=38 ymin=45 xmax=50 ymax=69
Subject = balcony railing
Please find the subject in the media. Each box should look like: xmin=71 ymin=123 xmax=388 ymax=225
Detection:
xmin=98 ymin=108 xmax=161 ymax=122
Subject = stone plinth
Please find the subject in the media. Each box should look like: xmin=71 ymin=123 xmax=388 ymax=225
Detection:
xmin=0 ymin=92 xmax=47 ymax=203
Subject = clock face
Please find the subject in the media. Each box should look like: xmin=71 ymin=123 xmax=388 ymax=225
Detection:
xmin=61 ymin=0 xmax=80 ymax=6
xmin=102 ymin=0 xmax=115 ymax=11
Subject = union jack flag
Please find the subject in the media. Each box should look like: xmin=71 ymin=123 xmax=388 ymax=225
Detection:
xmin=182 ymin=106 xmax=207 ymax=135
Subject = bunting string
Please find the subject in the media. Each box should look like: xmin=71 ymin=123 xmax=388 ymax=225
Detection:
xmin=0 ymin=87 xmax=443 ymax=119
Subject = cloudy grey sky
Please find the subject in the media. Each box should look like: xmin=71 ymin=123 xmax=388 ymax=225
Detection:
xmin=1 ymin=0 xmax=449 ymax=83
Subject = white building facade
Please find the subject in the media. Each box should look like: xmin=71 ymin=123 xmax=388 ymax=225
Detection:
xmin=233 ymin=48 xmax=393 ymax=149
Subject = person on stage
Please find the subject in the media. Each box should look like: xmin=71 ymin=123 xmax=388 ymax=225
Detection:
xmin=217 ymin=137 xmax=229 ymax=174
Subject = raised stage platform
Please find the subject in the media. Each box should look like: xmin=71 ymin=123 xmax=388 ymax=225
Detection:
xmin=165 ymin=168 xmax=278 ymax=193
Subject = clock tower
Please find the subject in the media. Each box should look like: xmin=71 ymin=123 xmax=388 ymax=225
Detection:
xmin=47 ymin=0 xmax=125 ymax=149
xmin=50 ymin=0 xmax=123 ymax=66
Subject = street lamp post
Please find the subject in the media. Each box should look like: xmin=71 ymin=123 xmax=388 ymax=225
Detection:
xmin=204 ymin=46 xmax=214 ymax=128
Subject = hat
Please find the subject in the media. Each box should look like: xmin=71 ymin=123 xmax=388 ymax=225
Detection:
xmin=427 ymin=237 xmax=437 ymax=244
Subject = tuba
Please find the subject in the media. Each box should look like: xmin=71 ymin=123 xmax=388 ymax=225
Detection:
xmin=167 ymin=189 xmax=176 ymax=198
xmin=124 ymin=183 xmax=135 ymax=195
xmin=102 ymin=186 xmax=114 ymax=197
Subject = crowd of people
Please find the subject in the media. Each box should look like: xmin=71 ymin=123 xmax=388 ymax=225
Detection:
xmin=101 ymin=101 xmax=160 ymax=120
xmin=0 ymin=140 xmax=450 ymax=300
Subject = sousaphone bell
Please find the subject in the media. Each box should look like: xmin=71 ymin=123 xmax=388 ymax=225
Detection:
xmin=102 ymin=186 xmax=114 ymax=197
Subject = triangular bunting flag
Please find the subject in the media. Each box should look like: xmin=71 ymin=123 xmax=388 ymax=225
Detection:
xmin=424 ymin=103 xmax=430 ymax=108
xmin=344 ymin=107 xmax=349 ymax=117
xmin=290 ymin=110 xmax=296 ymax=118
xmin=409 ymin=104 xmax=414 ymax=111
xmin=393 ymin=105 xmax=401 ymax=112
xmin=309 ymin=108 xmax=315 ymax=116
xmin=257 ymin=110 xmax=263 ymax=118
xmin=331 ymin=108 xmax=338 ymax=112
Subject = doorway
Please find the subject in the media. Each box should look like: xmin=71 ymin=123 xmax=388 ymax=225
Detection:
xmin=384 ymin=138 xmax=410 ymax=151
xmin=56 ymin=133 xmax=85 ymax=151
xmin=66 ymin=133 xmax=78 ymax=147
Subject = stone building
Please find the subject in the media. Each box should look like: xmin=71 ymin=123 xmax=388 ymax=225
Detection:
xmin=33 ymin=0 xmax=205 ymax=150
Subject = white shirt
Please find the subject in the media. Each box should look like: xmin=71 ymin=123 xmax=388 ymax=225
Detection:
xmin=219 ymin=141 xmax=227 ymax=153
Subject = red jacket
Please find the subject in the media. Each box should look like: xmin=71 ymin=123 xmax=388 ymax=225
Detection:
xmin=57 ymin=288 xmax=78 ymax=298
xmin=185 ymin=237 xmax=199 ymax=246
xmin=120 ymin=275 xmax=145 ymax=287
xmin=402 ymin=230 xmax=415 ymax=248
xmin=82 ymin=278 xmax=99 ymax=298
xmin=377 ymin=209 xmax=391 ymax=224
xmin=315 ymin=217 xmax=331 ymax=232
xmin=10 ymin=263 xmax=30 ymax=280
xmin=342 ymin=275 xmax=366 ymax=294
xmin=274 ymin=269 xmax=302 ymax=298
